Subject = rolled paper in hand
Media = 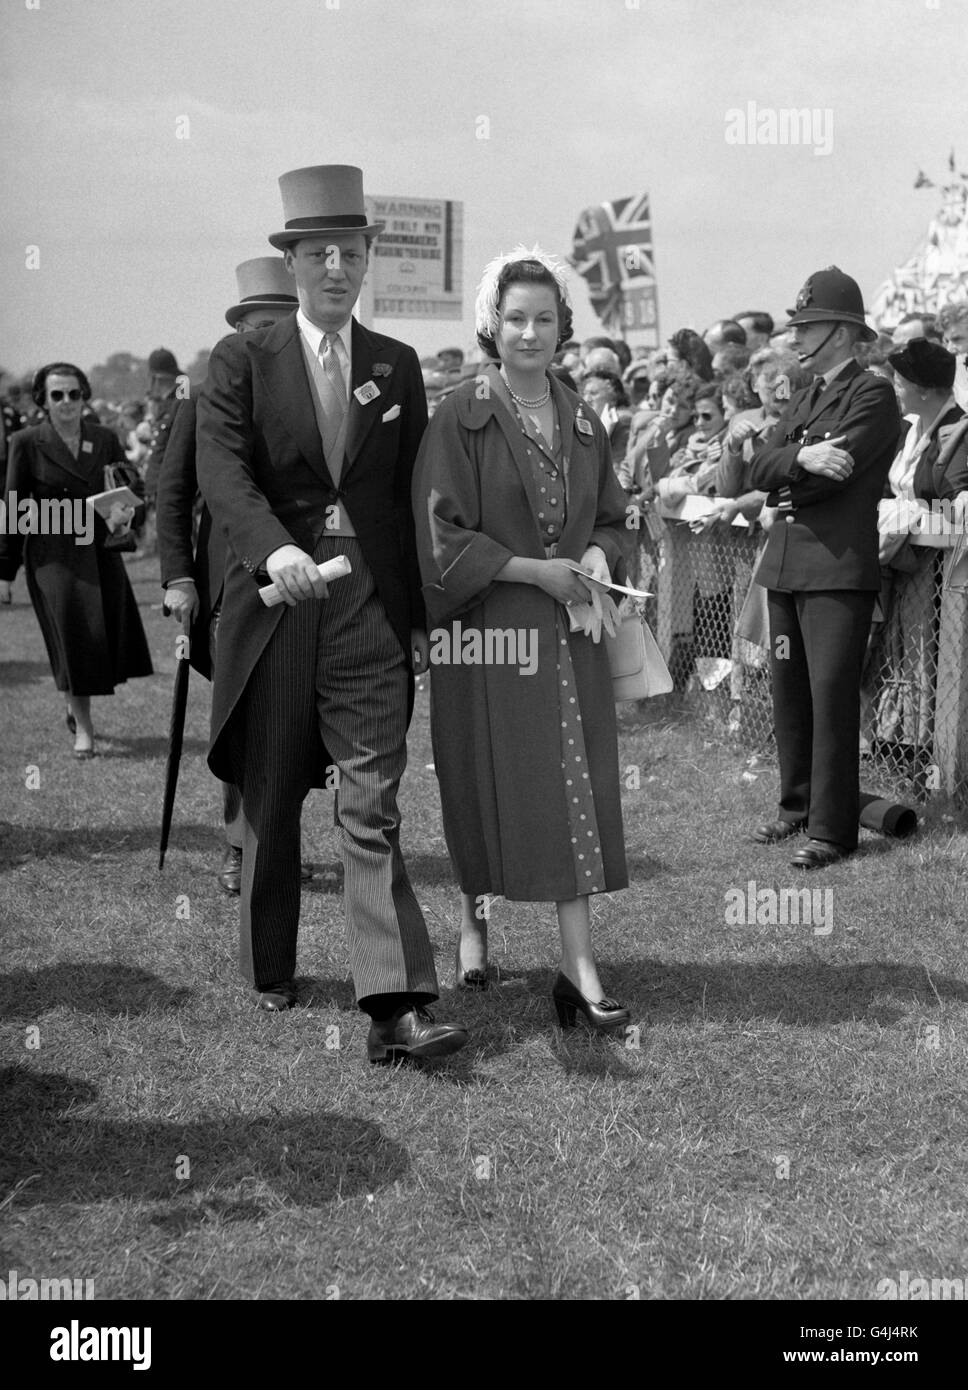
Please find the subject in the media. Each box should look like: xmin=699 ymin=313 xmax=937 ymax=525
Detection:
xmin=858 ymin=792 xmax=918 ymax=839
xmin=258 ymin=553 xmax=352 ymax=607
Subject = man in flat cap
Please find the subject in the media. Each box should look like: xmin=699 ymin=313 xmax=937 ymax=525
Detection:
xmin=746 ymin=267 xmax=901 ymax=868
xmin=157 ymin=259 xmax=299 ymax=892
xmin=196 ymin=165 xmax=467 ymax=1062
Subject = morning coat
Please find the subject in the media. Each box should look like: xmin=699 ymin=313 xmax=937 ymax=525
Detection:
xmin=195 ymin=314 xmax=427 ymax=786
xmin=156 ymin=395 xmax=225 ymax=680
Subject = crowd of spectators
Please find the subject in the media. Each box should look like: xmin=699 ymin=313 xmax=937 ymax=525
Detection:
xmin=5 ymin=301 xmax=968 ymax=549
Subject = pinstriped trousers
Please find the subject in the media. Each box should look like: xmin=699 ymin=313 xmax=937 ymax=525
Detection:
xmin=234 ymin=535 xmax=438 ymax=1002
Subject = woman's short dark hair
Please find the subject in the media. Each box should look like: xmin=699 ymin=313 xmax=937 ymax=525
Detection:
xmin=667 ymin=328 xmax=714 ymax=381
xmin=694 ymin=382 xmax=724 ymax=414
xmin=32 ymin=362 xmax=92 ymax=409
xmin=476 ymin=259 xmax=574 ymax=360
xmin=581 ymin=369 xmax=628 ymax=409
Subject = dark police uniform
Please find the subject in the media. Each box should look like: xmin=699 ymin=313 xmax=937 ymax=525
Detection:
xmin=748 ymin=291 xmax=900 ymax=853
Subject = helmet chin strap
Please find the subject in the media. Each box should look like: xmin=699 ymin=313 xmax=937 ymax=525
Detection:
xmin=797 ymin=322 xmax=841 ymax=364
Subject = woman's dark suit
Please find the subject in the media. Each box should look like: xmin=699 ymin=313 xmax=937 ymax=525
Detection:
xmin=0 ymin=420 xmax=152 ymax=694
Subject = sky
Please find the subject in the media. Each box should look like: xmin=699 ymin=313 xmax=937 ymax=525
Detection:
xmin=1 ymin=0 xmax=966 ymax=378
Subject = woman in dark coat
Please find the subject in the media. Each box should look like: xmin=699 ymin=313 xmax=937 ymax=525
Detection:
xmin=0 ymin=363 xmax=152 ymax=757
xmin=412 ymin=249 xmax=633 ymax=1032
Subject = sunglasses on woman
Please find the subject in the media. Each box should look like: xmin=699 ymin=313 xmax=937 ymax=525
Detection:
xmin=49 ymin=389 xmax=83 ymax=401
xmin=694 ymin=410 xmax=716 ymax=422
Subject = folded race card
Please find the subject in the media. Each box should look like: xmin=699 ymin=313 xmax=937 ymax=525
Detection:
xmin=558 ymin=559 xmax=652 ymax=600
xmin=86 ymin=486 xmax=141 ymax=520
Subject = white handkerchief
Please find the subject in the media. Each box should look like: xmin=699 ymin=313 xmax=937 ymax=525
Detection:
xmin=382 ymin=404 xmax=401 ymax=423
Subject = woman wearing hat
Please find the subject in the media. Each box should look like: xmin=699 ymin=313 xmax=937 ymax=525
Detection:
xmin=0 ymin=362 xmax=153 ymax=757
xmin=867 ymin=338 xmax=968 ymax=780
xmin=413 ymin=247 xmax=633 ymax=1033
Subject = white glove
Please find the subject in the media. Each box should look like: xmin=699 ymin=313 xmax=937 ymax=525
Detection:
xmin=566 ymin=587 xmax=620 ymax=643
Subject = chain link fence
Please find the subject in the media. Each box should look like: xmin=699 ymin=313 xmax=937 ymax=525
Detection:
xmin=637 ymin=505 xmax=968 ymax=804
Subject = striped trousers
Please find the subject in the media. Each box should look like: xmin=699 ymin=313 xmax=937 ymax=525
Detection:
xmin=233 ymin=535 xmax=438 ymax=1003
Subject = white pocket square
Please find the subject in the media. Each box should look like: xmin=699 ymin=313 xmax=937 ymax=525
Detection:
xmin=381 ymin=404 xmax=401 ymax=423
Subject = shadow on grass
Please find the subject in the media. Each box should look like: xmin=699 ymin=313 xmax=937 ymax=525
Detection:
xmin=0 ymin=1068 xmax=408 ymax=1209
xmin=294 ymin=973 xmax=357 ymax=1012
xmin=0 ymin=659 xmax=51 ymax=686
xmin=0 ymin=963 xmax=192 ymax=1017
xmin=401 ymin=852 xmax=459 ymax=887
xmin=617 ymin=957 xmax=968 ymax=1027
xmin=0 ymin=822 xmax=224 ymax=870
xmin=419 ymin=956 xmax=968 ymax=1072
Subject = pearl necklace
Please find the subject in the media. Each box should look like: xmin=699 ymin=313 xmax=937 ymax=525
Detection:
xmin=502 ymin=371 xmax=550 ymax=409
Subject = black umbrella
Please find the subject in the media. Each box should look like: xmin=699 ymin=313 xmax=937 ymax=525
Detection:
xmin=159 ymin=625 xmax=192 ymax=870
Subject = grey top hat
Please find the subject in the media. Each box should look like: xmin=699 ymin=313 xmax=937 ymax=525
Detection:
xmin=267 ymin=164 xmax=384 ymax=249
xmin=225 ymin=257 xmax=298 ymax=327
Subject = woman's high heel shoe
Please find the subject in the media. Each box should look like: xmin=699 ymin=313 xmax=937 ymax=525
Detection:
xmin=552 ymin=971 xmax=630 ymax=1033
xmin=455 ymin=940 xmax=489 ymax=992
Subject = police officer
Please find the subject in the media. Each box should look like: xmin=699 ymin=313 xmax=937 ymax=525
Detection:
xmin=747 ymin=267 xmax=901 ymax=868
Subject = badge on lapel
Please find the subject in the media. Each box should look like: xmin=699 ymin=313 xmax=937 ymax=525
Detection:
xmin=354 ymin=381 xmax=380 ymax=405
xmin=372 ymin=363 xmax=392 ymax=378
xmin=576 ymin=410 xmax=593 ymax=436
xmin=81 ymin=440 xmax=93 ymax=453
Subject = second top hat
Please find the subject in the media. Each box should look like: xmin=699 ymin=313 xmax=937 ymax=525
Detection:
xmin=225 ymin=258 xmax=298 ymax=327
xmin=268 ymin=165 xmax=383 ymax=249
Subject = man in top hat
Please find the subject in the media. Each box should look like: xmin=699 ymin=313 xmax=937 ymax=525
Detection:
xmin=157 ymin=258 xmax=299 ymax=892
xmin=746 ymin=266 xmax=901 ymax=868
xmin=196 ymin=164 xmax=467 ymax=1062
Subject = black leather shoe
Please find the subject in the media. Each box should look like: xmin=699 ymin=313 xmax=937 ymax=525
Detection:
xmin=752 ymin=818 xmax=805 ymax=844
xmin=255 ymin=980 xmax=298 ymax=1011
xmin=218 ymin=845 xmax=243 ymax=894
xmin=791 ymin=839 xmax=853 ymax=870
xmin=367 ymin=1005 xmax=468 ymax=1064
xmin=552 ymin=972 xmax=630 ymax=1033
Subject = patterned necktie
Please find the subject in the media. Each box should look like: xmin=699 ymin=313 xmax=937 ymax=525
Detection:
xmin=320 ymin=333 xmax=348 ymax=422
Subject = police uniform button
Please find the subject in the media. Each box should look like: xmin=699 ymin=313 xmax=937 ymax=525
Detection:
xmin=785 ymin=515 xmax=794 ymax=524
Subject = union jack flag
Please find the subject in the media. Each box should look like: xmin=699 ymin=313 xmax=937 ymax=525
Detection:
xmin=570 ymin=192 xmax=657 ymax=337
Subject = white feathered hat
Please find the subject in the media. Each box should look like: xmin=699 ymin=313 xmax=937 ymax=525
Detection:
xmin=474 ymin=243 xmax=572 ymax=340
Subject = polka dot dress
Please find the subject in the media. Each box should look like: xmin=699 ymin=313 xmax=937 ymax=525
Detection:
xmin=506 ymin=384 xmax=606 ymax=896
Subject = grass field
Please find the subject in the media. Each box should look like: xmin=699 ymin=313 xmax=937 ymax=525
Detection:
xmin=2 ymin=553 xmax=967 ymax=1301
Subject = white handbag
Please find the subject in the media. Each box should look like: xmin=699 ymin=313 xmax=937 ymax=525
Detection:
xmin=605 ymin=608 xmax=673 ymax=702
